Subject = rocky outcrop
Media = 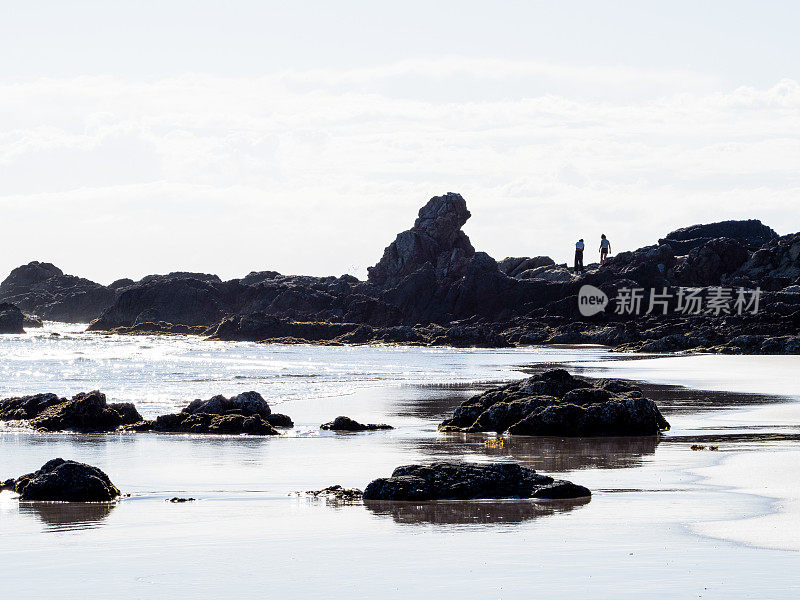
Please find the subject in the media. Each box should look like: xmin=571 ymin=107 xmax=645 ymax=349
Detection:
xmin=732 ymin=232 xmax=800 ymax=290
xmin=25 ymin=391 xmax=142 ymax=432
xmin=439 ymin=369 xmax=669 ymax=436
xmin=0 ymin=390 xmax=141 ymax=432
xmin=673 ymin=237 xmax=751 ymax=286
xmin=89 ymin=277 xmax=228 ymax=330
xmin=0 ymin=262 xmax=116 ymax=322
xmin=320 ymin=416 xmax=393 ymax=431
xmin=6 ymin=192 xmax=799 ymax=356
xmin=127 ymin=391 xmax=289 ymax=435
xmin=659 ymin=219 xmax=778 ymax=253
xmin=499 ymin=256 xmax=556 ymax=278
xmin=0 ymin=393 xmax=64 ymax=421
xmin=6 ymin=458 xmax=120 ymax=502
xmin=368 ymin=193 xmax=475 ymax=288
xmin=362 ymin=462 xmax=590 ymax=501
xmin=0 ymin=303 xmax=25 ymax=333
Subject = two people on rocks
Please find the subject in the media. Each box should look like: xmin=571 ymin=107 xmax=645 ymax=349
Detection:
xmin=574 ymin=235 xmax=611 ymax=273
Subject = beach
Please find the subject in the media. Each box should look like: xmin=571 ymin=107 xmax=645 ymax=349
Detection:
xmin=1 ymin=324 xmax=799 ymax=598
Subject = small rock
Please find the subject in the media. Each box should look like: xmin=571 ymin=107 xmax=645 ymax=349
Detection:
xmin=320 ymin=416 xmax=393 ymax=432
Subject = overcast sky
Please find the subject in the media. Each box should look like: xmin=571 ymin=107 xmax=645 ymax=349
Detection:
xmin=2 ymin=1 xmax=799 ymax=284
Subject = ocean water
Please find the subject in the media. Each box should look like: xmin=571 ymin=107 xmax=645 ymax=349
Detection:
xmin=2 ymin=324 xmax=800 ymax=599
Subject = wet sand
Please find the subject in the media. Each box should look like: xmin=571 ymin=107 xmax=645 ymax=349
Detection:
xmin=2 ymin=332 xmax=800 ymax=597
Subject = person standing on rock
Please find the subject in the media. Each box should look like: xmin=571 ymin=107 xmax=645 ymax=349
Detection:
xmin=574 ymin=239 xmax=585 ymax=273
xmin=599 ymin=234 xmax=611 ymax=265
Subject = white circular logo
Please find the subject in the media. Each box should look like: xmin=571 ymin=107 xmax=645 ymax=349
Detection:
xmin=578 ymin=285 xmax=608 ymax=317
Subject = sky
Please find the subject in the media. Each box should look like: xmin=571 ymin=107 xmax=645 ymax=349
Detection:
xmin=1 ymin=0 xmax=799 ymax=284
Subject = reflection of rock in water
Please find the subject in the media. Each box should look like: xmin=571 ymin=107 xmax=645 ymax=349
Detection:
xmin=423 ymin=435 xmax=659 ymax=472
xmin=19 ymin=501 xmax=116 ymax=532
xmin=365 ymin=497 xmax=590 ymax=526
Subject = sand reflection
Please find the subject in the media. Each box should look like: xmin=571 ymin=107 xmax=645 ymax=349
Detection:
xmin=19 ymin=501 xmax=116 ymax=532
xmin=365 ymin=497 xmax=590 ymax=525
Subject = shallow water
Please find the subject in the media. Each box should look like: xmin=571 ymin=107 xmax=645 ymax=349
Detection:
xmin=2 ymin=324 xmax=800 ymax=598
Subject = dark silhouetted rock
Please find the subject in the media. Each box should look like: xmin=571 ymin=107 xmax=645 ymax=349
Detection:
xmin=320 ymin=416 xmax=393 ymax=431
xmin=11 ymin=458 xmax=120 ymax=502
xmin=499 ymin=256 xmax=556 ymax=278
xmin=0 ymin=303 xmax=25 ymax=334
xmin=660 ymin=219 xmax=778 ymax=253
xmin=439 ymin=370 xmax=669 ymax=436
xmin=28 ymin=391 xmax=142 ymax=432
xmin=88 ymin=277 xmax=227 ymax=330
xmin=0 ymin=262 xmax=115 ymax=322
xmin=673 ymin=237 xmax=750 ymax=286
xmin=368 ymin=192 xmax=475 ymax=288
xmin=362 ymin=462 xmax=590 ymax=501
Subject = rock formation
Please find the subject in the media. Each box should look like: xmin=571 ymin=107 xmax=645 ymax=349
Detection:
xmin=362 ymin=462 xmax=591 ymax=501
xmin=27 ymin=391 xmax=142 ymax=433
xmin=439 ymin=369 xmax=669 ymax=436
xmin=368 ymin=192 xmax=475 ymax=287
xmin=125 ymin=391 xmax=290 ymax=435
xmin=659 ymin=219 xmax=778 ymax=253
xmin=0 ymin=262 xmax=116 ymax=322
xmin=6 ymin=458 xmax=120 ymax=502
xmin=4 ymin=192 xmax=799 ymax=355
xmin=0 ymin=303 xmax=25 ymax=334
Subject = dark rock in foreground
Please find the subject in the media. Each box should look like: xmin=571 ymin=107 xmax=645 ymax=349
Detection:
xmin=8 ymin=458 xmax=120 ymax=502
xmin=127 ymin=391 xmax=289 ymax=435
xmin=362 ymin=462 xmax=590 ymax=501
xmin=320 ymin=416 xmax=393 ymax=431
xmin=0 ymin=302 xmax=25 ymax=334
xmin=439 ymin=369 xmax=669 ymax=436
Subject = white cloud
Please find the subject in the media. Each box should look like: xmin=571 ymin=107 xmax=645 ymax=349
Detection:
xmin=0 ymin=62 xmax=798 ymax=284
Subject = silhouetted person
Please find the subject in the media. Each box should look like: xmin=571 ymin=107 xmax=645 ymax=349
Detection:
xmin=600 ymin=234 xmax=611 ymax=265
xmin=575 ymin=239 xmax=585 ymax=273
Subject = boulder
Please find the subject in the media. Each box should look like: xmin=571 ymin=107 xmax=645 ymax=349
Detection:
xmin=660 ymin=219 xmax=778 ymax=252
xmin=0 ymin=303 xmax=25 ymax=334
xmin=320 ymin=416 xmax=393 ymax=431
xmin=439 ymin=369 xmax=669 ymax=436
xmin=362 ymin=462 xmax=590 ymax=501
xmin=0 ymin=393 xmax=64 ymax=421
xmin=28 ymin=391 xmax=142 ymax=432
xmin=9 ymin=458 xmax=120 ymax=502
